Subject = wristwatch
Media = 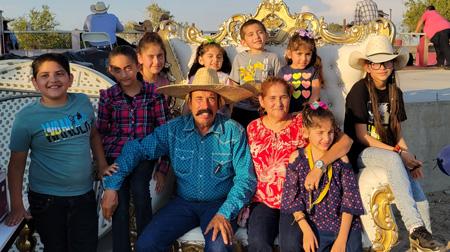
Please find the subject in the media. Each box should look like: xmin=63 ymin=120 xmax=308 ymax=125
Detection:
xmin=314 ymin=160 xmax=326 ymax=173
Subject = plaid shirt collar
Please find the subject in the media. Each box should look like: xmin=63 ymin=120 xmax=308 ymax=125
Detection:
xmin=109 ymin=81 xmax=152 ymax=98
xmin=182 ymin=114 xmax=225 ymax=135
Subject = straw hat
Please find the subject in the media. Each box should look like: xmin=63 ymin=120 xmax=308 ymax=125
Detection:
xmin=349 ymin=35 xmax=409 ymax=70
xmin=90 ymin=1 xmax=109 ymax=14
xmin=157 ymin=68 xmax=254 ymax=104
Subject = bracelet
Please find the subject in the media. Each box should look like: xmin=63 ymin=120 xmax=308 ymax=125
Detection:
xmin=291 ymin=212 xmax=306 ymax=225
xmin=393 ymin=145 xmax=402 ymax=154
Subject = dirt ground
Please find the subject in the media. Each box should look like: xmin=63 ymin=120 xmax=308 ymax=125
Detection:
xmin=393 ymin=190 xmax=450 ymax=252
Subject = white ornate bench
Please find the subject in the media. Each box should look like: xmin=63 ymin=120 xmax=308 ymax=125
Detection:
xmin=158 ymin=0 xmax=399 ymax=251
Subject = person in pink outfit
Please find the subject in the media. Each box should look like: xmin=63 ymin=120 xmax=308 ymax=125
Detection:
xmin=415 ymin=5 xmax=450 ymax=68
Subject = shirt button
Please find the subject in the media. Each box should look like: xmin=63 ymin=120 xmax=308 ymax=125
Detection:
xmin=201 ymin=141 xmax=204 ymax=144
xmin=199 ymin=175 xmax=203 ymax=178
xmin=200 ymin=157 xmax=204 ymax=160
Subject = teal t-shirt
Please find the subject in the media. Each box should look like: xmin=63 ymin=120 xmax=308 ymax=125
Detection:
xmin=9 ymin=93 xmax=95 ymax=196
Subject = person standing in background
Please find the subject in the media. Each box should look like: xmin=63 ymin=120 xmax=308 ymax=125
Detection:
xmin=354 ymin=0 xmax=379 ymax=25
xmin=83 ymin=1 xmax=124 ymax=48
xmin=415 ymin=5 xmax=450 ymax=69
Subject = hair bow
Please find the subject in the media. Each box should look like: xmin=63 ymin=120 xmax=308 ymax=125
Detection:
xmin=205 ymin=36 xmax=216 ymax=44
xmin=297 ymin=29 xmax=314 ymax=39
xmin=309 ymin=101 xmax=328 ymax=110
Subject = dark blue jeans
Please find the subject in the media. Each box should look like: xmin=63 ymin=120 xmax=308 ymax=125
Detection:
xmin=108 ymin=158 xmax=154 ymax=252
xmin=247 ymin=202 xmax=280 ymax=252
xmin=279 ymin=213 xmax=362 ymax=252
xmin=279 ymin=213 xmax=304 ymax=252
xmin=135 ymin=196 xmax=237 ymax=252
xmin=28 ymin=190 xmax=98 ymax=252
xmin=431 ymin=29 xmax=450 ymax=66
xmin=316 ymin=229 xmax=362 ymax=252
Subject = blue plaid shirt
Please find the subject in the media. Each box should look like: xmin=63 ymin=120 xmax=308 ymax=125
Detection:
xmin=103 ymin=114 xmax=256 ymax=220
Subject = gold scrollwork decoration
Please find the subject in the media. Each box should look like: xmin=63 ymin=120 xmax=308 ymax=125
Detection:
xmin=370 ymin=185 xmax=398 ymax=252
xmin=179 ymin=0 xmax=395 ymax=47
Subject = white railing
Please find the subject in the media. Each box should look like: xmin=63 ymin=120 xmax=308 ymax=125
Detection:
xmin=0 ymin=30 xmax=145 ymax=55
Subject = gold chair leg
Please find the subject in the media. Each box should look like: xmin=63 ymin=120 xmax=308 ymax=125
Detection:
xmin=15 ymin=222 xmax=36 ymax=252
xmin=370 ymin=185 xmax=398 ymax=252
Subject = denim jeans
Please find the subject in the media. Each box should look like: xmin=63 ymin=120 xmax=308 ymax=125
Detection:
xmin=358 ymin=147 xmax=430 ymax=231
xmin=247 ymin=202 xmax=280 ymax=252
xmin=279 ymin=213 xmax=361 ymax=252
xmin=108 ymin=158 xmax=154 ymax=252
xmin=279 ymin=213 xmax=304 ymax=252
xmin=316 ymin=229 xmax=362 ymax=252
xmin=28 ymin=190 xmax=98 ymax=252
xmin=135 ymin=196 xmax=237 ymax=252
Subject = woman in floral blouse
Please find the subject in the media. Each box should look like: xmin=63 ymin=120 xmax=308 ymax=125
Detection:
xmin=245 ymin=76 xmax=353 ymax=252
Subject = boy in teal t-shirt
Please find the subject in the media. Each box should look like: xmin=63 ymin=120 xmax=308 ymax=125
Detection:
xmin=5 ymin=53 xmax=108 ymax=252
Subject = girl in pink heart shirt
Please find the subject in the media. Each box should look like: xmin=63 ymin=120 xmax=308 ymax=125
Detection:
xmin=277 ymin=29 xmax=323 ymax=113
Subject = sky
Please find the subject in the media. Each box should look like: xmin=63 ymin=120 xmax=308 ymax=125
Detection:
xmin=0 ymin=0 xmax=407 ymax=31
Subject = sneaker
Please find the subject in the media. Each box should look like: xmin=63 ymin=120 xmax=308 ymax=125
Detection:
xmin=409 ymin=226 xmax=445 ymax=251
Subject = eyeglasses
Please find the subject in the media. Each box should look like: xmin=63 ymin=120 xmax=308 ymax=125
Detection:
xmin=369 ymin=61 xmax=394 ymax=70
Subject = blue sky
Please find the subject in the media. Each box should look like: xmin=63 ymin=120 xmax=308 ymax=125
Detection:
xmin=1 ymin=0 xmax=407 ymax=31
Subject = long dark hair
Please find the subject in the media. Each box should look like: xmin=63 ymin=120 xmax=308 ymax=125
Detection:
xmin=365 ymin=70 xmax=401 ymax=145
xmin=108 ymin=45 xmax=142 ymax=82
xmin=187 ymin=42 xmax=231 ymax=79
xmin=285 ymin=31 xmax=317 ymax=70
xmin=137 ymin=32 xmax=170 ymax=74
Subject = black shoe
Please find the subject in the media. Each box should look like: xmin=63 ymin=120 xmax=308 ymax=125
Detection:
xmin=409 ymin=226 xmax=444 ymax=251
xmin=444 ymin=65 xmax=450 ymax=70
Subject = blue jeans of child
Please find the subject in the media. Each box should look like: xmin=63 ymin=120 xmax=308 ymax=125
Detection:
xmin=28 ymin=190 xmax=98 ymax=252
xmin=247 ymin=202 xmax=280 ymax=252
xmin=109 ymin=158 xmax=154 ymax=252
xmin=278 ymin=213 xmax=362 ymax=252
xmin=248 ymin=204 xmax=306 ymax=252
xmin=316 ymin=229 xmax=362 ymax=252
xmin=135 ymin=196 xmax=237 ymax=252
xmin=279 ymin=213 xmax=303 ymax=252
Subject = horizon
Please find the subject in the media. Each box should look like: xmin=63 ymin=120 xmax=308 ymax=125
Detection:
xmin=0 ymin=0 xmax=408 ymax=31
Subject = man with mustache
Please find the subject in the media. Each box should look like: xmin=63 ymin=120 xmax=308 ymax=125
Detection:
xmin=101 ymin=67 xmax=256 ymax=252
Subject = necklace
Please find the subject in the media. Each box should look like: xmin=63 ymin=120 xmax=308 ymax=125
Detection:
xmin=305 ymin=144 xmax=332 ymax=213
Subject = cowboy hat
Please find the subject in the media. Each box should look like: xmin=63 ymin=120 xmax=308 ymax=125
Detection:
xmin=157 ymin=68 xmax=254 ymax=104
xmin=90 ymin=1 xmax=109 ymax=14
xmin=349 ymin=35 xmax=409 ymax=70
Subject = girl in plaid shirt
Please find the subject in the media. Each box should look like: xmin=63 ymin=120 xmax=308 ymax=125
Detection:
xmin=97 ymin=45 xmax=169 ymax=252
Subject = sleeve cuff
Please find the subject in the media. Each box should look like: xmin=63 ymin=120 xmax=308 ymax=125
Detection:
xmin=280 ymin=205 xmax=305 ymax=214
xmin=341 ymin=206 xmax=364 ymax=216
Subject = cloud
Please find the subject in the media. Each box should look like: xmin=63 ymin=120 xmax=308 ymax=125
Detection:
xmin=300 ymin=5 xmax=312 ymax=13
xmin=313 ymin=0 xmax=406 ymax=26
xmin=315 ymin=0 xmax=357 ymax=23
